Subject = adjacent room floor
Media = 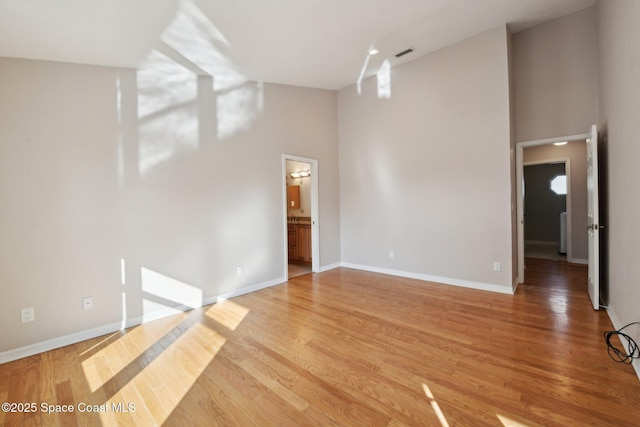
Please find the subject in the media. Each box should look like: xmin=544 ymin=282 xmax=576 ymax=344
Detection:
xmin=288 ymin=263 xmax=311 ymax=279
xmin=525 ymin=242 xmax=567 ymax=262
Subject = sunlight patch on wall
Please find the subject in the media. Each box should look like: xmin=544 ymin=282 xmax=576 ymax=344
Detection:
xmin=161 ymin=0 xmax=240 ymax=90
xmin=377 ymin=60 xmax=391 ymax=99
xmin=133 ymin=0 xmax=264 ymax=177
xmin=141 ymin=267 xmax=203 ymax=321
xmin=120 ymin=258 xmax=127 ymax=285
xmin=137 ymin=49 xmax=198 ymax=177
xmin=356 ymin=53 xmax=372 ymax=95
xmin=356 ymin=52 xmax=393 ymax=98
xmin=116 ymin=76 xmax=125 ymax=187
xmin=121 ymin=259 xmax=127 ymax=329
xmin=217 ymin=81 xmax=264 ymax=140
xmin=138 ymin=50 xmax=197 ymax=119
xmin=162 ymin=0 xmax=263 ymax=141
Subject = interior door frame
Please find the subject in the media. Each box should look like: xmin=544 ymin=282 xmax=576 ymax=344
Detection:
xmin=515 ymin=132 xmax=589 ymax=283
xmin=282 ymin=154 xmax=319 ymax=279
xmin=586 ymin=124 xmax=600 ymax=310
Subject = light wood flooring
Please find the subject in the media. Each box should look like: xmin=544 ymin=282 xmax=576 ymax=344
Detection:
xmin=1 ymin=259 xmax=639 ymax=426
xmin=288 ymin=263 xmax=312 ymax=279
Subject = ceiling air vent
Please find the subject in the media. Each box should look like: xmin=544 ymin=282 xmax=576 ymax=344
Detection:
xmin=395 ymin=48 xmax=414 ymax=58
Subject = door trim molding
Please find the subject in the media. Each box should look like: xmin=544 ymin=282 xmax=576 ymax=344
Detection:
xmin=282 ymin=155 xmax=319 ymax=279
xmin=515 ymin=132 xmax=589 ymax=283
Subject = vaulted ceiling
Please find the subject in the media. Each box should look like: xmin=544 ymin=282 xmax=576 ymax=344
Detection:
xmin=0 ymin=0 xmax=594 ymax=90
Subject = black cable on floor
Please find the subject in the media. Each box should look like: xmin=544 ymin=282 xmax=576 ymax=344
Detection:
xmin=604 ymin=322 xmax=640 ymax=364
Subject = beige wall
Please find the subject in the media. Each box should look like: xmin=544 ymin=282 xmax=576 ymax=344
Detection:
xmin=596 ymin=0 xmax=640 ymax=370
xmin=0 ymin=57 xmax=340 ymax=354
xmin=523 ymin=141 xmax=588 ymax=261
xmin=512 ymin=7 xmax=599 ymax=142
xmin=338 ymin=26 xmax=513 ymax=290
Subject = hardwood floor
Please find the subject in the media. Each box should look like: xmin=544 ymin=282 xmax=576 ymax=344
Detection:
xmin=288 ymin=263 xmax=312 ymax=279
xmin=2 ymin=260 xmax=639 ymax=426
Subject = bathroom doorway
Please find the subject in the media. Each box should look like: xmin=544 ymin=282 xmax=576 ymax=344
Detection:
xmin=283 ymin=155 xmax=319 ymax=279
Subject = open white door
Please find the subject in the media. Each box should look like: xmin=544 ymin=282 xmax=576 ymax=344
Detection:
xmin=586 ymin=124 xmax=600 ymax=310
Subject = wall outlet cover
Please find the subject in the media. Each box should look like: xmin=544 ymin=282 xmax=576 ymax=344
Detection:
xmin=21 ymin=307 xmax=35 ymax=323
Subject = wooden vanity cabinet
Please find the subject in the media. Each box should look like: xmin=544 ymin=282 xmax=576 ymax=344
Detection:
xmin=296 ymin=224 xmax=311 ymax=262
xmin=287 ymin=223 xmax=311 ymax=265
xmin=287 ymin=224 xmax=297 ymax=259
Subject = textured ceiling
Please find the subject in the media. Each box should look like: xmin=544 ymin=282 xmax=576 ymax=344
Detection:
xmin=0 ymin=0 xmax=595 ymax=90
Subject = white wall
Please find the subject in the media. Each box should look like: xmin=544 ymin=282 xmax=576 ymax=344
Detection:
xmin=338 ymin=26 xmax=513 ymax=291
xmin=524 ymin=141 xmax=588 ymax=261
xmin=0 ymin=57 xmax=340 ymax=355
xmin=596 ymin=0 xmax=640 ymax=374
xmin=512 ymin=7 xmax=599 ymax=142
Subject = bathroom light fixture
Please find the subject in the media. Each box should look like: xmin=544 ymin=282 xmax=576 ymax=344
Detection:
xmin=290 ymin=170 xmax=311 ymax=178
xmin=553 ymin=141 xmax=568 ymax=146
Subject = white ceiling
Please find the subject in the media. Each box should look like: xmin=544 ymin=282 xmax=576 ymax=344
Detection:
xmin=0 ymin=0 xmax=595 ymax=90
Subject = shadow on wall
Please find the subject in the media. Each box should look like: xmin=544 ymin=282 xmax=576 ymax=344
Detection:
xmin=118 ymin=0 xmax=263 ymax=181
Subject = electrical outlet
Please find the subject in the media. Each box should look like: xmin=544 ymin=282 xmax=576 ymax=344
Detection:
xmin=83 ymin=297 xmax=93 ymax=310
xmin=21 ymin=307 xmax=35 ymax=323
xmin=493 ymin=262 xmax=502 ymax=272
xmin=389 ymin=251 xmax=395 ymax=259
xmin=237 ymin=265 xmax=244 ymax=277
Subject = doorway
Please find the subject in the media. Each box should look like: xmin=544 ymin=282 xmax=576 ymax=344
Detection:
xmin=523 ymin=161 xmax=568 ymax=262
xmin=516 ymin=132 xmax=590 ymax=283
xmin=283 ymin=155 xmax=319 ymax=279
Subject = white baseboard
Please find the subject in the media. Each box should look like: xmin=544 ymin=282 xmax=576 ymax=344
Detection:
xmin=605 ymin=307 xmax=640 ymax=381
xmin=0 ymin=276 xmax=286 ymax=365
xmin=212 ymin=276 xmax=285 ymax=303
xmin=568 ymin=258 xmax=588 ymax=265
xmin=512 ymin=277 xmax=521 ymax=293
xmin=340 ymin=262 xmax=513 ymax=295
xmin=0 ymin=322 xmax=124 ymax=365
xmin=318 ymin=262 xmax=341 ymax=273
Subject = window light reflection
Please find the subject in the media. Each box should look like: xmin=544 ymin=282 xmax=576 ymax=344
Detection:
xmin=377 ymin=60 xmax=391 ymax=99
xmin=206 ymin=300 xmax=250 ymax=331
xmin=422 ymin=383 xmax=450 ymax=427
xmin=497 ymin=413 xmax=532 ymax=426
xmin=99 ymin=323 xmax=226 ymax=425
